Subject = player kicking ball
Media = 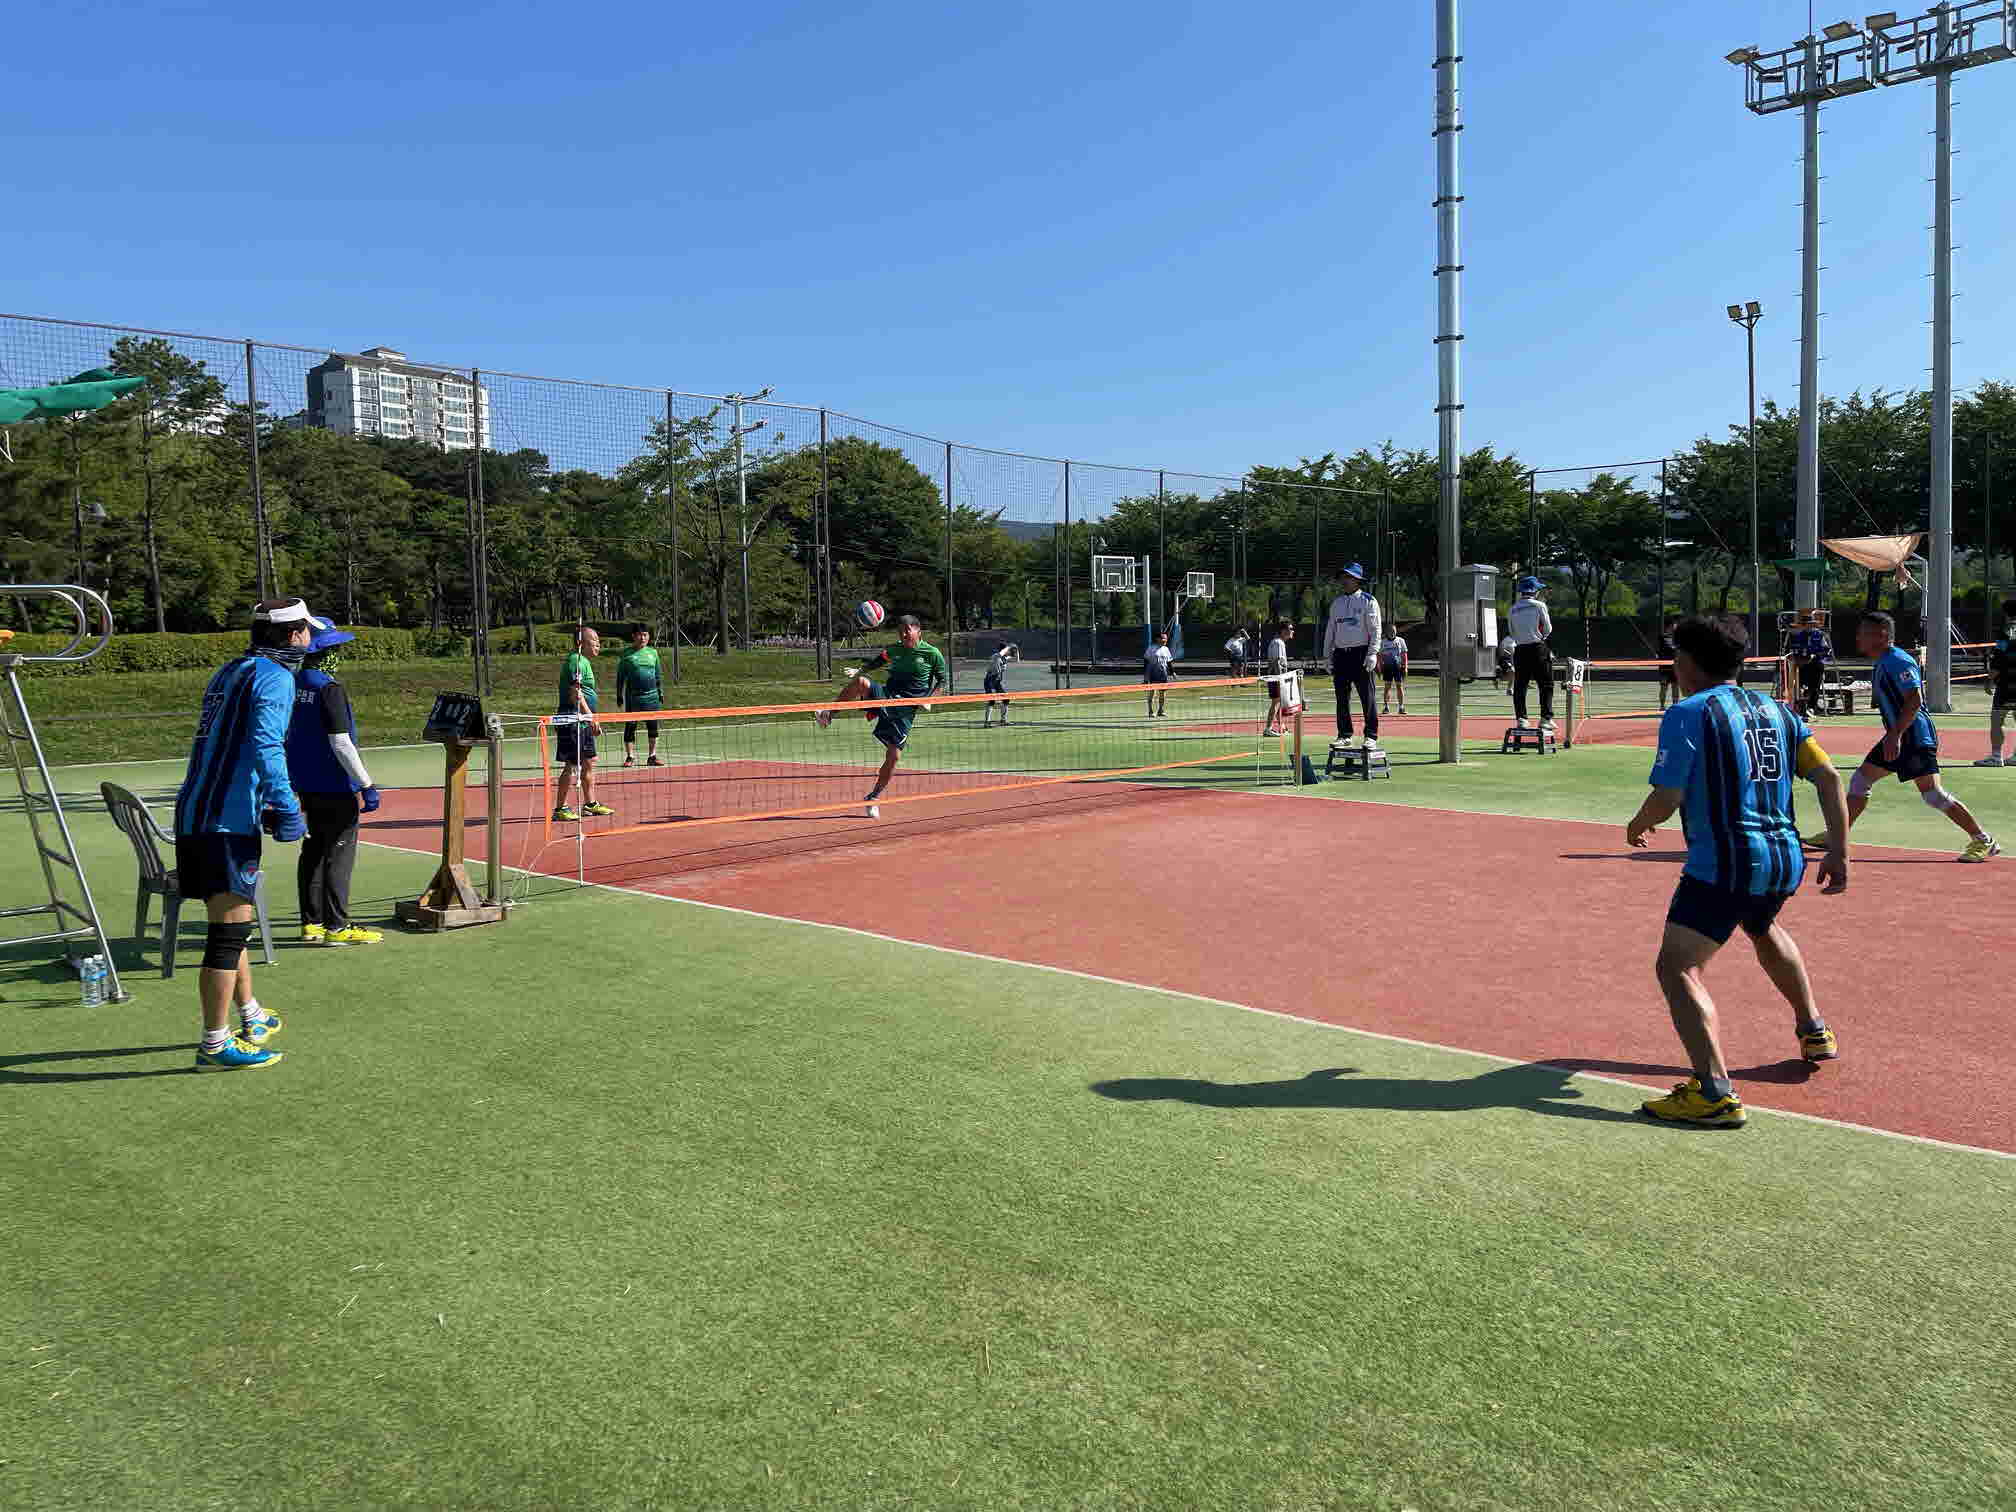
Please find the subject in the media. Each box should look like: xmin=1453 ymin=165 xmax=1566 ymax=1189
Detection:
xmin=813 ymin=612 xmax=948 ymax=817
xmin=1625 ymin=614 xmax=1851 ymax=1129
xmin=1804 ymin=610 xmax=1998 ymax=862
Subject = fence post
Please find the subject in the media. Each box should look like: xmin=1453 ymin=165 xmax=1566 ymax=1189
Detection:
xmin=943 ymin=439 xmax=955 ymax=689
xmin=1156 ymin=470 xmax=1166 ymax=633
xmin=1062 ymin=460 xmax=1073 ymax=689
xmin=243 ymin=341 xmax=271 ymax=598
xmin=668 ymin=392 xmax=682 ymax=686
xmin=464 ymin=368 xmax=491 ymax=697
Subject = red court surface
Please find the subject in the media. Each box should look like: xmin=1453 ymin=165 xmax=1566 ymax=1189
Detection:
xmin=366 ymin=786 xmax=2013 ymax=1154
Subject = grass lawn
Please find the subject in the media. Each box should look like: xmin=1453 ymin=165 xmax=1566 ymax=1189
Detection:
xmin=4 ymin=685 xmax=2015 ymax=1509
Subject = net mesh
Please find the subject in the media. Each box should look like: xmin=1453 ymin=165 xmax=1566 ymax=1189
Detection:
xmin=1565 ymin=656 xmax=1792 ymax=746
xmin=514 ymin=675 xmax=1298 ymax=870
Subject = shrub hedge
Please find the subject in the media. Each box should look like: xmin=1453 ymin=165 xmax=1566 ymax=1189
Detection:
xmin=0 ymin=625 xmax=586 ymax=673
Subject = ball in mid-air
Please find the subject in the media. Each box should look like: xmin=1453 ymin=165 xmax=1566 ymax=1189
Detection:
xmin=854 ymin=599 xmax=886 ymax=630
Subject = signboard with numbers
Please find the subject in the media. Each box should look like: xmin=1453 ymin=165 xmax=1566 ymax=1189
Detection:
xmin=422 ymin=691 xmax=486 ymax=746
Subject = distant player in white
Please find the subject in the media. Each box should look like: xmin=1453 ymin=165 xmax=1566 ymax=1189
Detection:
xmin=1321 ymin=561 xmax=1381 ymax=749
xmin=1224 ymin=628 xmax=1249 ymax=678
xmin=1143 ymin=630 xmax=1175 ymax=717
xmin=982 ymin=641 xmax=1018 ymax=728
xmin=1508 ymin=576 xmax=1555 ymax=732
xmin=1377 ymin=628 xmax=1409 ymax=715
xmin=1262 ymin=619 xmax=1293 ymax=736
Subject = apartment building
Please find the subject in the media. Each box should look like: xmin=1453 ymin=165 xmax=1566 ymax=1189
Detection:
xmin=305 ymin=346 xmax=490 ymax=451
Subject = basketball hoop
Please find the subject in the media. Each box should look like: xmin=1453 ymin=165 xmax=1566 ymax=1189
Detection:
xmin=1090 ymin=554 xmax=1138 ymax=595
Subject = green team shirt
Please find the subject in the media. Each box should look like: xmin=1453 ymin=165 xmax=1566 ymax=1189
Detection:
xmin=557 ymin=651 xmax=598 ymax=714
xmin=616 ymin=646 xmax=664 ymax=710
xmin=873 ymin=640 xmax=948 ymax=700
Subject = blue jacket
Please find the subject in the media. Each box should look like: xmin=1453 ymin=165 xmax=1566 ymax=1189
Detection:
xmin=175 ymin=654 xmax=300 ymax=835
xmin=286 ymin=667 xmax=362 ymax=795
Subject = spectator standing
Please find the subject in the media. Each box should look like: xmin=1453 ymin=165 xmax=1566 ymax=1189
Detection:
xmin=1507 ymin=576 xmax=1556 ymax=733
xmin=1321 ymin=563 xmax=1382 ymax=751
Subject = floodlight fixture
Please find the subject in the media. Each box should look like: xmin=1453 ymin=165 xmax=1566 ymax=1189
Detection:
xmin=1725 ymin=45 xmax=1760 ymax=63
xmin=1865 ymin=10 xmax=1898 ymax=28
xmin=1823 ymin=20 xmax=1861 ymax=40
xmin=1726 ymin=303 xmax=1744 ymax=319
xmin=1746 ymin=300 xmax=1762 ymax=318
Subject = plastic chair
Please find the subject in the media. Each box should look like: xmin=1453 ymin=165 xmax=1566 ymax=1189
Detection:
xmin=99 ymin=782 xmax=275 ymax=978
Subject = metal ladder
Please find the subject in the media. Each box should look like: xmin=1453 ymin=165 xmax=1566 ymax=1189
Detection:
xmin=1 ymin=584 xmax=127 ymax=1002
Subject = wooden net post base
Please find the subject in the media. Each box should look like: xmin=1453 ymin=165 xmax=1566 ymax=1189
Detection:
xmin=396 ymin=739 xmax=505 ymax=931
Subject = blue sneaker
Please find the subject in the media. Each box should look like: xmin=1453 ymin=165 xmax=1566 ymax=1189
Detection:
xmin=195 ymin=1036 xmax=282 ymax=1071
xmin=239 ymin=1009 xmax=284 ymax=1046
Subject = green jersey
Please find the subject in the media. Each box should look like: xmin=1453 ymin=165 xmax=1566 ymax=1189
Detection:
xmin=557 ymin=651 xmax=598 ymax=714
xmin=873 ymin=640 xmax=948 ymax=700
xmin=616 ymin=645 xmax=664 ymax=710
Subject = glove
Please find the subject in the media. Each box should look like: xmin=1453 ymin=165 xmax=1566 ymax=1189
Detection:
xmin=359 ymin=786 xmax=382 ymax=814
xmin=263 ymin=806 xmax=307 ymax=843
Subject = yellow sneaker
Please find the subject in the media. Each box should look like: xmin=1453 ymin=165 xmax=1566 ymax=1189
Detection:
xmin=325 ymin=925 xmax=384 ymax=945
xmin=302 ymin=923 xmax=327 ymax=945
xmin=582 ymin=801 xmax=615 ymax=817
xmin=1959 ymin=835 xmax=2001 ymax=863
xmin=1639 ymin=1079 xmax=1747 ymax=1129
xmin=1799 ymin=1026 xmax=1839 ymax=1063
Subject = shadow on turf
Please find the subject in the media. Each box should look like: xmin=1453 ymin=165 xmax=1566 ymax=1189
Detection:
xmin=1543 ymin=1055 xmax=1818 ymax=1087
xmin=1091 ymin=1063 xmax=1649 ymax=1124
xmin=0 ymin=1044 xmax=194 ymax=1083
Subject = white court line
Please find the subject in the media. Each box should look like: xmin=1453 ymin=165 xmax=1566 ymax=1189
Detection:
xmin=357 ymin=835 xmax=2014 ymax=1163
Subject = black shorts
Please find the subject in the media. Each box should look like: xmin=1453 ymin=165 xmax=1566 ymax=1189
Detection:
xmin=556 ymin=719 xmax=598 ymax=765
xmin=1667 ymin=875 xmax=1792 ymax=945
xmin=621 ymin=711 xmax=660 ymax=740
xmin=1379 ymin=665 xmax=1404 ymax=683
xmin=983 ymin=671 xmax=1006 ymax=695
xmin=174 ymin=831 xmax=263 ymax=903
xmin=1145 ymin=670 xmax=1170 ymax=686
xmin=1865 ymin=737 xmax=1939 ymax=782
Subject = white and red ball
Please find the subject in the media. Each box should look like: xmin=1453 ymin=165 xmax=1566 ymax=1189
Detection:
xmin=854 ymin=599 xmax=887 ymax=630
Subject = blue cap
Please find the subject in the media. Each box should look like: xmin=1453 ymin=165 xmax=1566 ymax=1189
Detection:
xmin=1341 ymin=561 xmax=1367 ymax=581
xmin=1516 ymin=575 xmax=1543 ymax=595
xmin=306 ymin=615 xmax=355 ymax=653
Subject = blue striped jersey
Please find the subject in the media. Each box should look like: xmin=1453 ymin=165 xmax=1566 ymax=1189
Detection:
xmin=1648 ymin=684 xmax=1811 ymax=896
xmin=175 ymin=654 xmax=301 ymax=836
xmin=1871 ymin=646 xmax=1936 ymax=748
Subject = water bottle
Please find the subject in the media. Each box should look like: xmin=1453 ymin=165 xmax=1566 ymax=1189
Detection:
xmin=79 ymin=954 xmax=103 ymax=1007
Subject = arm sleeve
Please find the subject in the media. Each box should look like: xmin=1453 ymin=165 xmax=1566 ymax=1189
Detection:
xmin=1538 ymin=602 xmax=1554 ymax=637
xmin=253 ymin=668 xmax=299 ymax=813
xmin=1646 ymin=704 xmax=1697 ymax=790
xmin=1794 ymin=736 xmax=1832 ymax=779
xmin=326 ymin=732 xmax=374 ymax=789
xmin=930 ymin=646 xmax=949 ymax=690
xmin=1364 ymin=596 xmax=1381 ymax=648
xmin=615 ymin=657 xmax=632 ymax=708
xmin=316 ymin=681 xmax=352 ymax=736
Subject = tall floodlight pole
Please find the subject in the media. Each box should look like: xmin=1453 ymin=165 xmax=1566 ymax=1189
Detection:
xmin=725 ymin=387 xmax=772 ymax=652
xmin=1432 ymin=0 xmax=1464 ymax=765
xmin=1734 ymin=4 xmax=2013 ymax=708
xmin=1727 ymin=303 xmax=1765 ymax=651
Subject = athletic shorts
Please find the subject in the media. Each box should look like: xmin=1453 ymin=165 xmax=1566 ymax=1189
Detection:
xmin=1992 ymin=688 xmax=2016 ymax=714
xmin=1144 ymin=668 xmax=1170 ymax=685
xmin=174 ymin=831 xmax=262 ymax=904
xmin=556 ymin=719 xmax=598 ymax=765
xmin=621 ymin=719 xmax=659 ymax=741
xmin=1379 ymin=664 xmax=1404 ymax=682
xmin=1865 ymin=737 xmax=1939 ymax=782
xmin=1666 ymin=874 xmax=1792 ymax=945
xmin=865 ymin=681 xmax=919 ymax=750
xmin=983 ymin=671 xmax=1006 ymax=695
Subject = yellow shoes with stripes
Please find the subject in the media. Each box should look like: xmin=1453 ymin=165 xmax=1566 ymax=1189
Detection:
xmin=1799 ymin=1025 xmax=1839 ymax=1062
xmin=306 ymin=923 xmax=384 ymax=946
xmin=1959 ymin=835 xmax=2000 ymax=863
xmin=1639 ymin=1079 xmax=1747 ymax=1129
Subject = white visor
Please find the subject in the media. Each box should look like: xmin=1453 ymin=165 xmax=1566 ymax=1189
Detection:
xmin=253 ymin=599 xmax=312 ymax=624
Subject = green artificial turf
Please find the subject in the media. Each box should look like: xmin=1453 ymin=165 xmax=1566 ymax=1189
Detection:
xmin=3 ymin=804 xmax=2015 ymax=1510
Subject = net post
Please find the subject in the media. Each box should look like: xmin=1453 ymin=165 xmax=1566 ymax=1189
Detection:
xmin=1292 ymin=703 xmax=1305 ymax=785
xmin=484 ymin=713 xmax=503 ymax=907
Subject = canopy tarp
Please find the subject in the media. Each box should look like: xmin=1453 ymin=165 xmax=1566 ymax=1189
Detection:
xmin=0 ymin=368 xmax=145 ymax=426
xmin=1821 ymin=534 xmax=1925 ymax=586
xmin=1771 ymin=554 xmax=1832 ymax=582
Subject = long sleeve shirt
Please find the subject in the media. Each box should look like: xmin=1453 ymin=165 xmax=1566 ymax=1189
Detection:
xmin=1321 ymin=591 xmax=1381 ymax=657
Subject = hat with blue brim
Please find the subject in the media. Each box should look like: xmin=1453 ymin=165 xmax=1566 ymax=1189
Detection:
xmin=1340 ymin=561 xmax=1368 ymax=581
xmin=306 ymin=615 xmax=355 ymax=653
xmin=1516 ymin=575 xmax=1544 ymax=595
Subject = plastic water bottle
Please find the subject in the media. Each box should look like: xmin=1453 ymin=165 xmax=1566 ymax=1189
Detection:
xmin=80 ymin=954 xmax=104 ymax=1007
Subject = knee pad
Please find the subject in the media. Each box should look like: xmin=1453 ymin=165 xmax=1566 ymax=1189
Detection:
xmin=1922 ymin=786 xmax=1957 ymax=812
xmin=1847 ymin=770 xmax=1876 ymax=800
xmin=202 ymin=920 xmax=255 ymax=972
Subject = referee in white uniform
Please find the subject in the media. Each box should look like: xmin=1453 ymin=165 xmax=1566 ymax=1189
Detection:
xmin=1321 ymin=561 xmax=1381 ymax=748
xmin=1508 ymin=575 xmax=1556 ymax=732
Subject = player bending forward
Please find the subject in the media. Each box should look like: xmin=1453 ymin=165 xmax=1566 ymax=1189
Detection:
xmin=983 ymin=641 xmax=1018 ymax=728
xmin=814 ymin=613 xmax=948 ymax=815
xmin=1804 ymin=611 xmax=1998 ymax=862
xmin=1626 ymin=614 xmax=1850 ymax=1129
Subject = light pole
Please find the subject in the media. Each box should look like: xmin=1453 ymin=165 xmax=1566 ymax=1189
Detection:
xmin=1432 ymin=0 xmax=1464 ymax=765
xmin=724 ymin=387 xmax=772 ymax=652
xmin=1728 ymin=3 xmax=2014 ymax=705
xmin=1726 ymin=302 xmax=1764 ymax=652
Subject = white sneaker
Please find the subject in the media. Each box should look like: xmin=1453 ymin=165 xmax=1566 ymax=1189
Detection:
xmin=1540 ymin=719 xmax=1556 ymax=734
xmin=814 ymin=709 xmax=833 ymax=729
xmin=1974 ymin=754 xmax=2005 ymax=767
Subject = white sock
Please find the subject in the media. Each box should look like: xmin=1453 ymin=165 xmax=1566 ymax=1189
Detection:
xmin=202 ymin=1027 xmax=231 ymax=1053
xmin=239 ymin=997 xmax=263 ymax=1023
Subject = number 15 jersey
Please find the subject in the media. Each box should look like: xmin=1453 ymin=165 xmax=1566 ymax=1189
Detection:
xmin=1649 ymin=684 xmax=1819 ymax=896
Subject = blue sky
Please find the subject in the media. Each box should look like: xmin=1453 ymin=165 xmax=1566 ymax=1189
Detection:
xmin=10 ymin=0 xmax=2013 ymax=479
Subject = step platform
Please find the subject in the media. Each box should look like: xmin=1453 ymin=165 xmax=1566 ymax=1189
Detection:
xmin=1326 ymin=740 xmax=1392 ymax=780
xmin=1501 ymin=724 xmax=1558 ymax=755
